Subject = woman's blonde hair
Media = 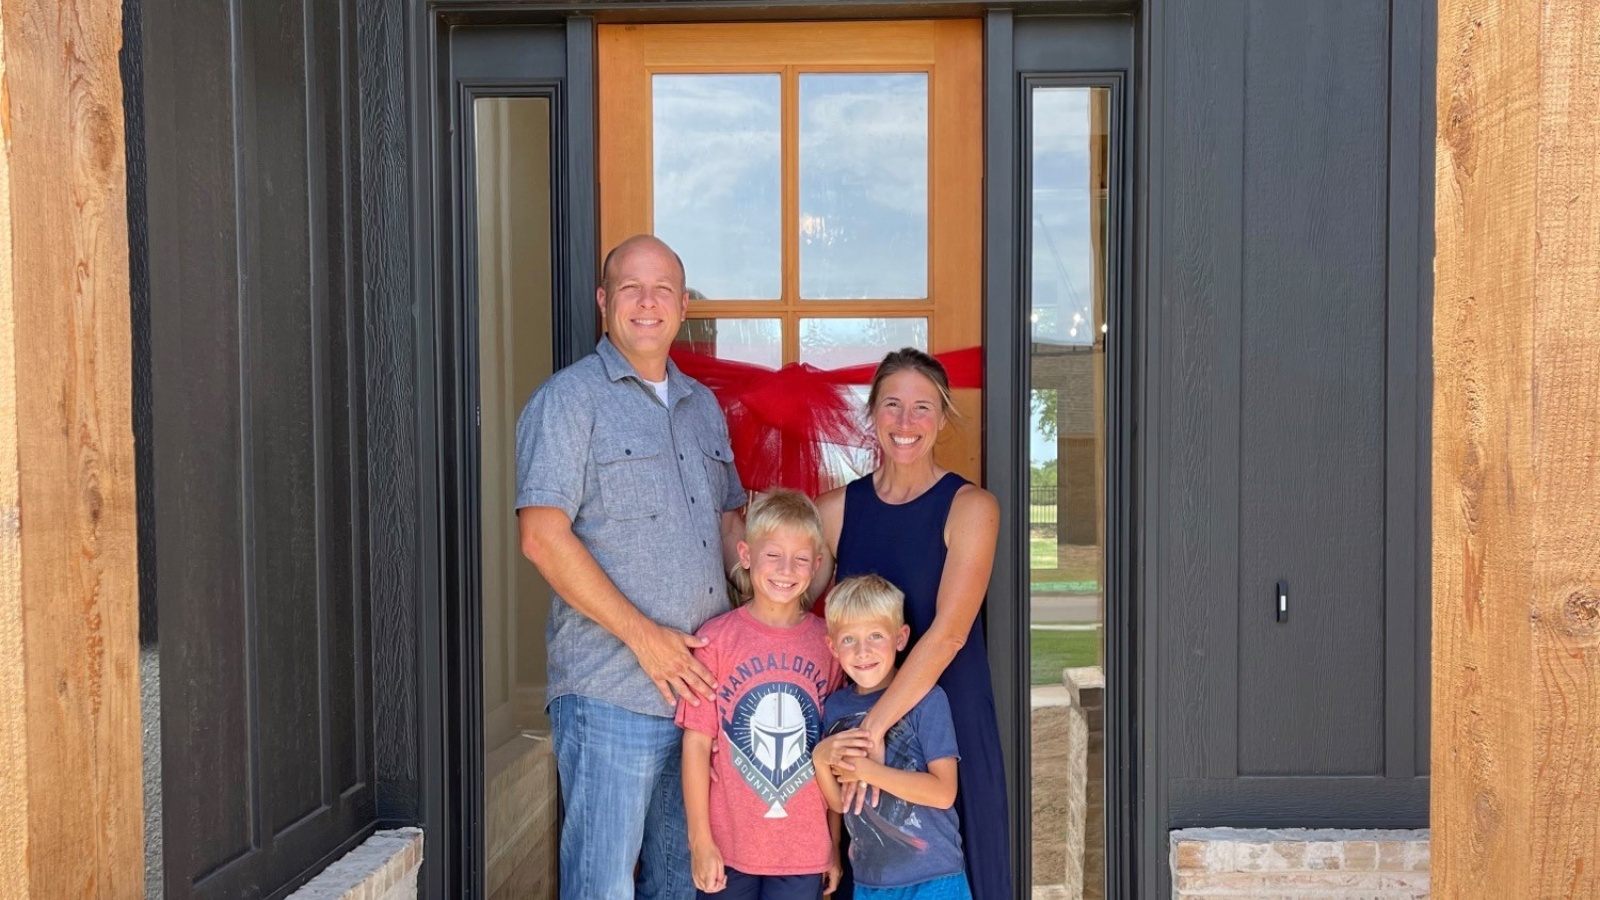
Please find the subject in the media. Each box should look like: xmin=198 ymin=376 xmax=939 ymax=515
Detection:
xmin=823 ymin=574 xmax=905 ymax=631
xmin=728 ymin=489 xmax=826 ymax=608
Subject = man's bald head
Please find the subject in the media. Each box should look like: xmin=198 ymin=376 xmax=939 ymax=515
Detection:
xmin=601 ymin=234 xmax=686 ymax=292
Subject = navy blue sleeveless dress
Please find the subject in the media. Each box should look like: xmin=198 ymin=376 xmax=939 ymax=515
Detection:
xmin=833 ymin=473 xmax=1013 ymax=900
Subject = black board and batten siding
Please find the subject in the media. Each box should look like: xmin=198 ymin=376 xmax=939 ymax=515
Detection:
xmin=138 ymin=0 xmax=377 ymax=895
xmin=1144 ymin=0 xmax=1433 ymax=861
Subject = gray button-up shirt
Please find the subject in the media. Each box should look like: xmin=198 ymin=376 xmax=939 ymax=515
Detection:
xmin=515 ymin=336 xmax=746 ymax=717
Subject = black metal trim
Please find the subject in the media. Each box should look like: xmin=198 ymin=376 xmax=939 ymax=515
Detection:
xmin=454 ymin=78 xmax=566 ymax=896
xmin=1132 ymin=3 xmax=1162 ymax=894
xmin=989 ymin=11 xmax=1137 ymax=896
xmin=563 ymin=17 xmax=600 ymax=360
xmin=431 ymin=19 xmax=585 ymax=898
xmin=429 ymin=0 xmax=1137 ymax=20
xmin=411 ymin=7 xmax=447 ymax=897
xmin=979 ymin=9 xmax=1022 ymax=892
xmin=1169 ymin=777 xmax=1431 ymax=829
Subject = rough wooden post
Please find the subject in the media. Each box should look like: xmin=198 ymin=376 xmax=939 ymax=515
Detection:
xmin=0 ymin=0 xmax=143 ymax=895
xmin=1433 ymin=0 xmax=1600 ymax=895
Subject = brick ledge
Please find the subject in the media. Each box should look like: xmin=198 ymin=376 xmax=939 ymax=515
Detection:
xmin=289 ymin=828 xmax=424 ymax=900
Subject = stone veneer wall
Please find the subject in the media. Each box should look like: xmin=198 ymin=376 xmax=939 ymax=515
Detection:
xmin=1170 ymin=828 xmax=1430 ymax=899
xmin=486 ymin=732 xmax=559 ymax=899
xmin=289 ymin=828 xmax=423 ymax=900
xmin=1031 ymin=666 xmax=1105 ymax=899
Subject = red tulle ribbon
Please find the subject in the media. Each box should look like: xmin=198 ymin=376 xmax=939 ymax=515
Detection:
xmin=670 ymin=346 xmax=983 ymax=497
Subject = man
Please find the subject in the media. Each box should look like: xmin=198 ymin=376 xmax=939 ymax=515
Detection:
xmin=516 ymin=235 xmax=745 ymax=899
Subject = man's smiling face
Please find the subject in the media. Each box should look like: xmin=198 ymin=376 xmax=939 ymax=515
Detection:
xmin=597 ymin=238 xmax=688 ymax=366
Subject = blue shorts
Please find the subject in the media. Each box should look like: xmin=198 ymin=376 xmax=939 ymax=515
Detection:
xmin=854 ymin=873 xmax=973 ymax=900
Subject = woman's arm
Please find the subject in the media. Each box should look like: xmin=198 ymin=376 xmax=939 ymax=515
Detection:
xmin=852 ymin=756 xmax=959 ymax=810
xmin=858 ymin=486 xmax=999 ymax=743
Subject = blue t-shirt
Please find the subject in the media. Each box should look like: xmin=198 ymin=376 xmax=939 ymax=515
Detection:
xmin=822 ymin=685 xmax=964 ymax=888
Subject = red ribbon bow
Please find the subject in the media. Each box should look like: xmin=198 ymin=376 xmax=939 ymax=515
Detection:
xmin=669 ymin=346 xmax=983 ymax=497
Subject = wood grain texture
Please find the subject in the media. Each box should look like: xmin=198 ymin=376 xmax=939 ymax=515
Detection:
xmin=140 ymin=0 xmax=377 ymax=892
xmin=1433 ymin=0 xmax=1600 ymax=894
xmin=357 ymin=0 xmax=422 ymax=822
xmin=1236 ymin=0 xmax=1389 ymax=777
xmin=1154 ymin=0 xmax=1433 ymax=846
xmin=0 ymin=0 xmax=143 ymax=895
xmin=1159 ymin=0 xmax=1245 ymax=781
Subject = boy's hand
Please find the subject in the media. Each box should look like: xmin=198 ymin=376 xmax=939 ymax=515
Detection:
xmin=814 ymin=728 xmax=873 ymax=771
xmin=842 ymin=739 xmax=886 ymax=814
xmin=690 ymin=838 xmax=726 ymax=893
xmin=824 ymin=845 xmax=842 ymax=895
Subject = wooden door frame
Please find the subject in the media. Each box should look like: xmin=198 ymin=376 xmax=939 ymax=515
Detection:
xmin=596 ymin=19 xmax=986 ymax=483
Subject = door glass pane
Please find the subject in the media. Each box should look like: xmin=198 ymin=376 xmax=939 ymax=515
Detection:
xmin=799 ymin=73 xmax=928 ymax=299
xmin=799 ymin=317 xmax=928 ymax=484
xmin=798 ymin=317 xmax=928 ymax=369
xmin=654 ymin=74 xmax=782 ymax=299
xmin=474 ymin=96 xmax=560 ymax=897
xmin=1027 ymin=85 xmax=1110 ymax=900
xmin=674 ymin=318 xmax=783 ymax=369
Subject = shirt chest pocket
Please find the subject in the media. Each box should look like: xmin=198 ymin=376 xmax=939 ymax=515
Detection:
xmin=699 ymin=435 xmax=736 ymax=509
xmin=592 ymin=431 xmax=668 ymax=521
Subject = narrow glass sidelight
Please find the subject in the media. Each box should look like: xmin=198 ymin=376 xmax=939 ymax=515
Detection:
xmin=1027 ymin=84 xmax=1111 ymax=900
xmin=473 ymin=95 xmax=560 ymax=897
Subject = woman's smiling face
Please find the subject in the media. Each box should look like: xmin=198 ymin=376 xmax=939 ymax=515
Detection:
xmin=871 ymin=369 xmax=948 ymax=465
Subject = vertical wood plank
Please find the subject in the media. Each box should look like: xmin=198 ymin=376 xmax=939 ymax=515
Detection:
xmin=1386 ymin=0 xmax=1426 ymax=782
xmin=1434 ymin=0 xmax=1600 ymax=894
xmin=1236 ymin=0 xmax=1389 ymax=777
xmin=1161 ymin=0 xmax=1245 ymax=780
xmin=357 ymin=0 xmax=422 ymax=825
xmin=0 ymin=0 xmax=143 ymax=895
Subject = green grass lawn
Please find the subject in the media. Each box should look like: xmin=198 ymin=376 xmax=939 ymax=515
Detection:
xmin=1028 ymin=534 xmax=1102 ymax=593
xmin=1030 ymin=628 xmax=1100 ymax=685
xmin=1028 ymin=533 xmax=1059 ymax=568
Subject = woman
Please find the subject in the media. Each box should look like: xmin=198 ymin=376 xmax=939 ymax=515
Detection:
xmin=816 ymin=348 xmax=1011 ymax=900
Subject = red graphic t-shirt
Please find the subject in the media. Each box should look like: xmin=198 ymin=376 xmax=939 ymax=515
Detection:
xmin=676 ymin=605 xmax=843 ymax=876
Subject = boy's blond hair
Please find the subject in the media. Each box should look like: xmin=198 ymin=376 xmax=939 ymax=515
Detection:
xmin=729 ymin=489 xmax=826 ymax=607
xmin=823 ymin=574 xmax=905 ymax=631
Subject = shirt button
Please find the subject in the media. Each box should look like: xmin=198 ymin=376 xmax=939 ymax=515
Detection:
xmin=708 ymin=587 xmax=714 ymax=594
xmin=679 ymin=453 xmax=685 ymax=460
xmin=690 ymin=496 xmax=696 ymax=504
xmin=702 ymin=540 xmax=708 ymax=548
xmin=624 ymin=449 xmax=632 ymax=456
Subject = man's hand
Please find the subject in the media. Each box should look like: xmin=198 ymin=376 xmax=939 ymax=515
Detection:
xmin=629 ymin=622 xmax=717 ymax=707
xmin=690 ymin=836 xmax=726 ymax=893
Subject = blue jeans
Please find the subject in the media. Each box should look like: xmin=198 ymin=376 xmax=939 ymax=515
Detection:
xmin=549 ymin=694 xmax=694 ymax=899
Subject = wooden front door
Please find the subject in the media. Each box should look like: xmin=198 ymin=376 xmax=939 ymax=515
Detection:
xmin=597 ymin=20 xmax=984 ymax=485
